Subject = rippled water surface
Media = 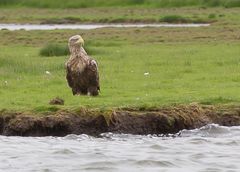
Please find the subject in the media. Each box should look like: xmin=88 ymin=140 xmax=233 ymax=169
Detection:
xmin=0 ymin=23 xmax=210 ymax=30
xmin=0 ymin=124 xmax=239 ymax=172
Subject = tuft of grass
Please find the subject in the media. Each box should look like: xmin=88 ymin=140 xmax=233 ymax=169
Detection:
xmin=33 ymin=106 xmax=60 ymax=113
xmin=160 ymin=15 xmax=191 ymax=23
xmin=40 ymin=43 xmax=69 ymax=57
xmin=208 ymin=13 xmax=216 ymax=19
xmin=160 ymin=14 xmax=213 ymax=24
xmin=224 ymin=0 xmax=240 ymax=8
xmin=39 ymin=42 xmax=102 ymax=57
xmin=200 ymin=97 xmax=236 ymax=105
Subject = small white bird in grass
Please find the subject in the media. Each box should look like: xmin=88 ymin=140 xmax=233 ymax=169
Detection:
xmin=45 ymin=71 xmax=51 ymax=75
xmin=144 ymin=72 xmax=149 ymax=76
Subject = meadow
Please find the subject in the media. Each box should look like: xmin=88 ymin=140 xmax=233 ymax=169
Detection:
xmin=0 ymin=22 xmax=240 ymax=111
xmin=0 ymin=0 xmax=240 ymax=8
xmin=0 ymin=2 xmax=240 ymax=112
xmin=0 ymin=7 xmax=240 ymax=24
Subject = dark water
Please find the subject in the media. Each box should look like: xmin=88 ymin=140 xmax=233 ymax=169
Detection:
xmin=0 ymin=124 xmax=239 ymax=172
xmin=0 ymin=23 xmax=210 ymax=31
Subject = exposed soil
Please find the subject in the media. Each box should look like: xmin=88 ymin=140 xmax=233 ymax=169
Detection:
xmin=0 ymin=104 xmax=240 ymax=137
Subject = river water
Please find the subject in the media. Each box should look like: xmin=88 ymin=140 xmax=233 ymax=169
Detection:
xmin=0 ymin=23 xmax=210 ymax=31
xmin=0 ymin=124 xmax=239 ymax=172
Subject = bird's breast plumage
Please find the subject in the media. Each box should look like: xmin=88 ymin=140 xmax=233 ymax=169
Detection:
xmin=66 ymin=54 xmax=88 ymax=73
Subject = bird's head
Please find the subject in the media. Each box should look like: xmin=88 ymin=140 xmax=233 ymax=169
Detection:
xmin=68 ymin=35 xmax=84 ymax=48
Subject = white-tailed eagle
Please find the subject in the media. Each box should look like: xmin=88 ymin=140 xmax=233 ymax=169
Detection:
xmin=65 ymin=35 xmax=100 ymax=96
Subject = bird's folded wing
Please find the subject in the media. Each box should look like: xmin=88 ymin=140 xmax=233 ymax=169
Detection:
xmin=66 ymin=65 xmax=74 ymax=88
xmin=88 ymin=59 xmax=100 ymax=90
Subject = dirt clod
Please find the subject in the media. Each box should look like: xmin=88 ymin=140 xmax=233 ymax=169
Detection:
xmin=49 ymin=97 xmax=64 ymax=105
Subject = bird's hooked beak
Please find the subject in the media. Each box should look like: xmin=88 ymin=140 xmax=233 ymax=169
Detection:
xmin=75 ymin=37 xmax=84 ymax=46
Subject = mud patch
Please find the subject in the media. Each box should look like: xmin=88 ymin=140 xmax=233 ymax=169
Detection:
xmin=0 ymin=110 xmax=108 ymax=136
xmin=109 ymin=104 xmax=213 ymax=134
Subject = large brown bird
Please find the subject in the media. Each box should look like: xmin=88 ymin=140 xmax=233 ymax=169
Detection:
xmin=65 ymin=35 xmax=100 ymax=96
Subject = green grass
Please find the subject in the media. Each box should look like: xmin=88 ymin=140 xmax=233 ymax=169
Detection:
xmin=40 ymin=43 xmax=69 ymax=57
xmin=0 ymin=6 xmax=240 ymax=111
xmin=1 ymin=7 xmax=240 ymax=25
xmin=160 ymin=15 xmax=190 ymax=23
xmin=39 ymin=42 xmax=103 ymax=57
xmin=0 ymin=26 xmax=240 ymax=110
xmin=1 ymin=0 xmax=240 ymax=8
xmin=159 ymin=14 xmax=214 ymax=23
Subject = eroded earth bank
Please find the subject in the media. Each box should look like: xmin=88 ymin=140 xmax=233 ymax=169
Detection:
xmin=0 ymin=104 xmax=240 ymax=137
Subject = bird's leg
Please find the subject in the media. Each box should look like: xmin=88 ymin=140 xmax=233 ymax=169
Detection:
xmin=72 ymin=89 xmax=83 ymax=96
xmin=72 ymin=89 xmax=77 ymax=95
xmin=87 ymin=87 xmax=99 ymax=96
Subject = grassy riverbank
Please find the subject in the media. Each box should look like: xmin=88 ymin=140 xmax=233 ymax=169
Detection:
xmin=0 ymin=7 xmax=240 ymax=24
xmin=0 ymin=0 xmax=240 ymax=8
xmin=0 ymin=3 xmax=240 ymax=112
xmin=0 ymin=24 xmax=240 ymax=111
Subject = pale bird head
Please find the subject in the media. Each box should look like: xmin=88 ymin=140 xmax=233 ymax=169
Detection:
xmin=68 ymin=35 xmax=84 ymax=48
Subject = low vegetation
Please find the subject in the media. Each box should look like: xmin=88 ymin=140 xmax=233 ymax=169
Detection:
xmin=40 ymin=43 xmax=69 ymax=57
xmin=1 ymin=7 xmax=240 ymax=25
xmin=0 ymin=0 xmax=240 ymax=8
xmin=160 ymin=15 xmax=191 ymax=23
xmin=39 ymin=42 xmax=102 ymax=57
